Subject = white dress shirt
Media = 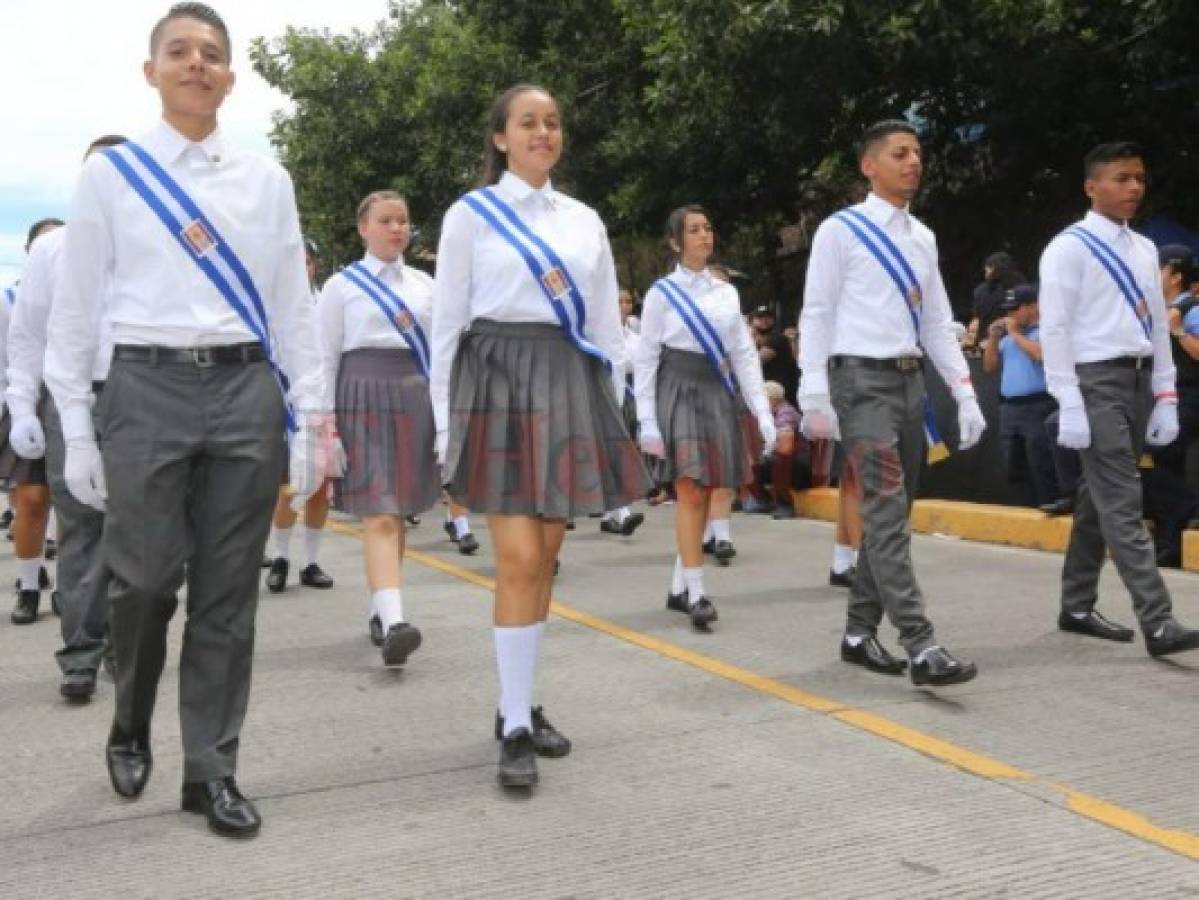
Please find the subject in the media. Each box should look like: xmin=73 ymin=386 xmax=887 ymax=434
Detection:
xmin=0 ymin=283 xmax=15 ymax=402
xmin=633 ymin=264 xmax=770 ymax=423
xmin=317 ymin=253 xmax=434 ymax=408
xmin=1038 ymin=210 xmax=1175 ymax=404
xmin=45 ymin=119 xmax=324 ymax=439
xmin=798 ymin=192 xmax=973 ymax=400
xmin=430 ymin=171 xmax=625 ymax=435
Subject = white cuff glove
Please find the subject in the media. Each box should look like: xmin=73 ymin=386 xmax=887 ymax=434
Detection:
xmin=799 ymin=394 xmax=840 ymax=441
xmin=638 ymin=419 xmax=666 ymax=459
xmin=956 ymin=397 xmax=987 ymax=451
xmin=1057 ymin=404 xmax=1091 ymax=450
xmin=756 ymin=413 xmax=777 ymax=459
xmin=9 ymin=415 xmax=46 ymax=460
xmin=1146 ymin=399 xmax=1180 ymax=447
xmin=64 ymin=438 xmax=106 ymax=511
xmin=287 ymin=415 xmax=328 ymax=510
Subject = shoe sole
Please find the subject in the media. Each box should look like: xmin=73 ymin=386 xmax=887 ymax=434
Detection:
xmin=840 ymin=652 xmax=907 ymax=676
xmin=266 ymin=582 xmax=286 ymax=593
xmin=1058 ymin=623 xmax=1134 ymax=643
xmin=912 ymin=666 xmax=978 ymax=687
xmin=497 ymin=770 xmax=539 ymax=788
xmin=61 ymin=684 xmax=96 ymax=701
xmin=1148 ymin=637 xmax=1199 ymax=657
xmin=534 ymin=742 xmax=571 ymax=759
xmin=382 ymin=628 xmax=422 ymax=667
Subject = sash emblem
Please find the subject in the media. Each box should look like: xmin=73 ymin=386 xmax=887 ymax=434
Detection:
xmin=541 ymin=267 xmax=570 ymax=301
xmin=181 ymin=219 xmax=217 ymax=257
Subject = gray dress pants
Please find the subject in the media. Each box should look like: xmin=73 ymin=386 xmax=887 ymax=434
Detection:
xmin=99 ymin=355 xmax=284 ymax=782
xmin=830 ymin=359 xmax=936 ymax=656
xmin=44 ymin=390 xmax=109 ymax=675
xmin=1060 ymin=361 xmax=1173 ymax=633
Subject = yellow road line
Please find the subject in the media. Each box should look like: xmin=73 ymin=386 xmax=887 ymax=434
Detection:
xmin=327 ymin=519 xmax=1199 ymax=861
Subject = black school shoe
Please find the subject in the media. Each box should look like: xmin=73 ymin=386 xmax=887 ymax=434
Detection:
xmin=494 ymin=706 xmax=571 ymax=758
xmin=298 ymin=563 xmax=334 ymax=588
xmin=497 ymin=728 xmax=538 ymax=788
xmin=689 ymin=597 xmax=718 ymax=630
xmin=10 ymin=589 xmax=39 ymax=625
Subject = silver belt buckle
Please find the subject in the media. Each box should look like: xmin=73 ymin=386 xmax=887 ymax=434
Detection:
xmin=192 ymin=347 xmax=215 ymax=367
xmin=897 ymin=357 xmax=920 ymax=373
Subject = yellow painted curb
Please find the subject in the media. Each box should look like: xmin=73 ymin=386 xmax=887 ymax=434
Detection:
xmin=1182 ymin=531 xmax=1199 ymax=574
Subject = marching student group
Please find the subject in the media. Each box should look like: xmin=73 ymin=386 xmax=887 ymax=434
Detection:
xmin=3 ymin=2 xmax=1197 ymax=839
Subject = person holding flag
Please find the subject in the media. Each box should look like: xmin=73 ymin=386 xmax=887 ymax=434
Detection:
xmin=634 ymin=205 xmax=776 ymax=632
xmin=798 ymin=119 xmax=985 ymax=686
xmin=317 ymin=190 xmax=435 ymax=668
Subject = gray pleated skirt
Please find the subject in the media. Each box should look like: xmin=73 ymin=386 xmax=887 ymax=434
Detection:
xmin=655 ymin=348 xmax=758 ymax=488
xmin=0 ymin=391 xmax=49 ymax=489
xmin=333 ymin=348 xmax=439 ymax=517
xmin=444 ymin=319 xmax=651 ymax=518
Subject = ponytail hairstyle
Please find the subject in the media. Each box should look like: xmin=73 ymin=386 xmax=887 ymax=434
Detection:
xmin=356 ymin=189 xmax=408 ymax=224
xmin=478 ymin=83 xmax=558 ymax=187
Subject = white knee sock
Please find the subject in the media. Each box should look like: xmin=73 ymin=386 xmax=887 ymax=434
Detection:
xmin=682 ymin=567 xmax=705 ymax=606
xmin=271 ymin=526 xmax=292 ymax=560
xmin=832 ymin=543 xmax=857 ymax=575
xmin=303 ymin=527 xmax=323 ymax=567
xmin=16 ymin=557 xmax=41 ymax=592
xmin=670 ymin=556 xmax=686 ymax=595
xmin=454 ymin=516 xmax=472 ymax=539
xmin=710 ymin=519 xmax=731 ymax=543
xmin=372 ymin=588 xmax=404 ymax=629
xmin=495 ymin=624 xmax=540 ymax=736
xmin=45 ymin=514 xmax=55 ymax=542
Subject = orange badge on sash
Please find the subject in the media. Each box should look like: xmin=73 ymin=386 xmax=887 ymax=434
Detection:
xmin=181 ymin=219 xmax=216 ymax=257
xmin=541 ymin=267 xmax=569 ymax=300
xmin=394 ymin=310 xmax=414 ymax=331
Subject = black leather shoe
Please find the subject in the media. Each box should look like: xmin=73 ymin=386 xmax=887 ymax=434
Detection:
xmin=39 ymin=566 xmax=51 ymax=590
xmin=621 ymin=512 xmax=645 ymax=536
xmin=841 ymin=636 xmax=908 ymax=675
xmin=829 ymin=566 xmax=856 ymax=588
xmin=368 ymin=615 xmax=384 ymax=647
xmin=44 ymin=539 xmax=57 ymax=561
xmin=106 ymin=722 xmax=151 ymax=798
xmin=298 ymin=563 xmax=334 ymax=589
xmin=702 ymin=538 xmax=715 ymax=555
xmin=1058 ymin=609 xmax=1134 ymax=642
xmin=689 ymin=597 xmax=718 ymax=630
xmin=1146 ymin=620 xmax=1199 ymax=658
xmin=1039 ymin=497 xmax=1075 ymax=516
xmin=265 ymin=557 xmax=288 ymax=593
xmin=497 ymin=728 xmax=538 ymax=788
xmin=712 ymin=540 xmax=735 ymax=566
xmin=260 ymin=555 xmax=272 ymax=568
xmin=181 ymin=777 xmax=261 ymax=837
xmin=61 ymin=669 xmax=97 ymax=701
xmin=444 ymin=521 xmax=459 ymax=543
xmin=405 ymin=514 xmax=421 ymax=526
xmin=0 ymin=509 xmax=12 ymax=529
xmin=458 ymin=532 xmax=479 ymax=555
xmin=382 ymin=622 xmax=422 ymax=667
xmin=494 ymin=706 xmax=572 ymax=758
xmin=10 ymin=589 xmax=39 ymax=625
xmin=910 ymin=647 xmax=977 ymax=686
xmin=599 ymin=517 xmax=624 ymax=534
xmin=666 ymin=590 xmax=689 ymax=613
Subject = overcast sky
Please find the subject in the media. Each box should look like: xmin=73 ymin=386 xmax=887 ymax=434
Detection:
xmin=0 ymin=0 xmax=392 ymax=282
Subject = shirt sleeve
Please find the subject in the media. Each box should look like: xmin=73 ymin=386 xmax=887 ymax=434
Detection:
xmin=1144 ymin=245 xmax=1177 ymax=398
xmin=316 ymin=275 xmax=345 ymax=411
xmin=1037 ymin=237 xmax=1085 ymax=408
xmin=268 ymin=170 xmax=325 ymax=416
xmin=430 ymin=201 xmax=475 ymax=436
xmin=584 ymin=214 xmax=627 ymax=388
xmin=45 ymin=158 xmax=110 ymax=441
xmin=727 ymin=295 xmax=770 ymax=418
xmin=797 ymin=219 xmax=843 ymax=397
xmin=633 ymin=283 xmax=667 ymax=425
xmin=1183 ymin=307 xmax=1199 ymax=337
xmin=6 ymin=237 xmax=55 ymax=415
xmin=918 ymin=240 xmax=975 ymax=401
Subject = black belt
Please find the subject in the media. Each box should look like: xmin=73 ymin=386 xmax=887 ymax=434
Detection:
xmin=1000 ymin=392 xmax=1053 ymax=405
xmin=829 ymin=354 xmax=922 ymax=374
xmin=1078 ymin=356 xmax=1153 ymax=371
xmin=113 ymin=343 xmax=264 ymax=367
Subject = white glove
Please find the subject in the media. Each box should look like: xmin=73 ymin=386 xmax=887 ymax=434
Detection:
xmin=287 ymin=415 xmax=327 ymax=510
xmin=9 ymin=415 xmax=46 ymax=460
xmin=956 ymin=397 xmax=987 ymax=451
xmin=799 ymin=394 xmax=840 ymax=441
xmin=756 ymin=413 xmax=777 ymax=458
xmin=64 ymin=438 xmax=106 ymax=511
xmin=1057 ymin=404 xmax=1091 ymax=450
xmin=1146 ymin=399 xmax=1180 ymax=447
xmin=638 ymin=419 xmax=666 ymax=458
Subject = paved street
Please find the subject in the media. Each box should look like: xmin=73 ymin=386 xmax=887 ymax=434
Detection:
xmin=1 ymin=504 xmax=1198 ymax=898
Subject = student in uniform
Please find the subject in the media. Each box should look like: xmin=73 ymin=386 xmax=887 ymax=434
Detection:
xmin=1038 ymin=141 xmax=1199 ymax=657
xmin=598 ymin=286 xmax=645 ymax=537
xmin=634 ymin=205 xmax=776 ymax=631
xmin=6 ymin=136 xmax=128 ymax=701
xmin=264 ymin=237 xmax=336 ymax=591
xmin=432 ymin=83 xmax=648 ymax=789
xmin=799 ymin=120 xmax=986 ymax=686
xmin=1 ymin=218 xmax=64 ymax=625
xmin=318 ymin=190 xmax=436 ymax=667
xmin=45 ymin=2 xmax=328 ymax=837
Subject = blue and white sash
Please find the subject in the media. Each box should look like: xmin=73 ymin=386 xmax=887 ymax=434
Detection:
xmin=834 ymin=206 xmax=949 ymax=462
xmin=1065 ymin=225 xmax=1152 ymax=340
xmin=461 ymin=187 xmax=610 ymax=371
xmin=340 ymin=261 xmax=431 ymax=378
xmin=100 ymin=141 xmax=296 ymax=432
xmin=652 ymin=276 xmax=736 ymax=396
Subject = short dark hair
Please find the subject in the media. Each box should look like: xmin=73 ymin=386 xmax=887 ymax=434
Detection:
xmin=479 ymin=84 xmax=558 ymax=187
xmin=1084 ymin=141 xmax=1143 ymax=179
xmin=85 ymin=134 xmax=128 ymax=160
xmin=25 ymin=218 xmax=64 ymax=252
xmin=665 ymin=204 xmax=711 ymax=257
xmin=857 ymin=120 xmax=918 ymax=162
xmin=150 ymin=3 xmax=231 ymax=62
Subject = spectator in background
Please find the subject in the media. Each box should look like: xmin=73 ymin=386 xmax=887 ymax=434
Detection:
xmin=966 ymin=251 xmax=1025 ymax=349
xmin=982 ymin=284 xmax=1060 ymax=508
xmin=750 ymin=306 xmax=799 ymax=404
xmin=743 ymin=381 xmax=810 ymax=519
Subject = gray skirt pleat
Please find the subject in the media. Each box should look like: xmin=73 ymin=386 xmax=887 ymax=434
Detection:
xmin=655 ymin=348 xmax=758 ymax=488
xmin=334 ymin=348 xmax=439 ymax=517
xmin=444 ymin=319 xmax=651 ymax=518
